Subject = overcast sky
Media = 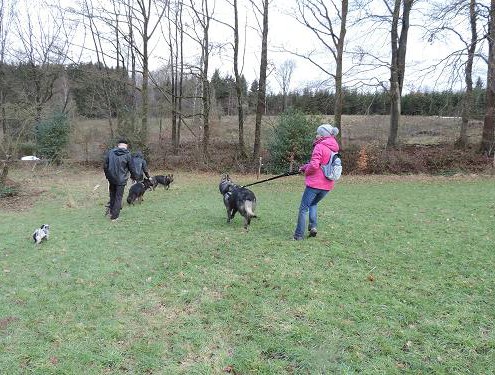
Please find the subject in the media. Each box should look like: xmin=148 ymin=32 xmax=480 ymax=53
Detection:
xmin=9 ymin=0 xmax=491 ymax=94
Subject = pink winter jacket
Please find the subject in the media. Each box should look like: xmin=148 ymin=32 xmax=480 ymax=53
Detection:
xmin=300 ymin=136 xmax=340 ymax=191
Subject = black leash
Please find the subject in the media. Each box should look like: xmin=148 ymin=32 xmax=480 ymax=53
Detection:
xmin=241 ymin=170 xmax=300 ymax=188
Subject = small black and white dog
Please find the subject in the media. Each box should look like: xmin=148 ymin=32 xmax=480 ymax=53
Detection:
xmin=33 ymin=224 xmax=50 ymax=244
xmin=127 ymin=179 xmax=153 ymax=205
xmin=150 ymin=174 xmax=174 ymax=190
xmin=219 ymin=174 xmax=257 ymax=229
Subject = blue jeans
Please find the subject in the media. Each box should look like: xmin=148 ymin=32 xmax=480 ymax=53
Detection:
xmin=294 ymin=187 xmax=328 ymax=239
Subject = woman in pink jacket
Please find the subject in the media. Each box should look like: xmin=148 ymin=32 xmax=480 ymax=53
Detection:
xmin=293 ymin=124 xmax=340 ymax=240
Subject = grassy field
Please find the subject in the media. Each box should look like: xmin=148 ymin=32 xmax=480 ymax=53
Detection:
xmin=1 ymin=167 xmax=494 ymax=374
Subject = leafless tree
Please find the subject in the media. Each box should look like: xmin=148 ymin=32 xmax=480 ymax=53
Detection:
xmin=481 ymin=0 xmax=495 ymax=155
xmin=290 ymin=0 xmax=348 ymax=137
xmin=132 ymin=0 xmax=168 ymax=141
xmin=427 ymin=0 xmax=481 ymax=148
xmin=275 ymin=59 xmax=296 ymax=111
xmin=1 ymin=1 xmax=70 ymax=183
xmin=176 ymin=1 xmax=185 ymax=155
xmin=209 ymin=0 xmax=248 ymax=157
xmin=75 ymin=0 xmax=168 ymax=143
xmin=232 ymin=0 xmax=247 ymax=157
xmin=387 ymin=0 xmax=414 ymax=148
xmin=0 ymin=0 xmax=15 ymax=145
xmin=14 ymin=2 xmax=71 ymax=124
xmin=165 ymin=0 xmax=183 ymax=154
xmin=186 ymin=0 xmax=214 ymax=159
xmin=251 ymin=0 xmax=270 ymax=162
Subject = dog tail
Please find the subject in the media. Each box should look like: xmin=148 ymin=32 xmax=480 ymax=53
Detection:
xmin=245 ymin=200 xmax=257 ymax=218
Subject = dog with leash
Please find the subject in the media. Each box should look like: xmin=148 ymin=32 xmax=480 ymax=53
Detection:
xmin=219 ymin=174 xmax=257 ymax=229
xmin=127 ymin=179 xmax=153 ymax=205
xmin=150 ymin=174 xmax=174 ymax=190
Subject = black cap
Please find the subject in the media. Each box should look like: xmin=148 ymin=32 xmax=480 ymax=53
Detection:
xmin=117 ymin=138 xmax=128 ymax=145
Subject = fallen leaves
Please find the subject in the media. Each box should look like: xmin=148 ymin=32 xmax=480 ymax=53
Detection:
xmin=223 ymin=365 xmax=236 ymax=374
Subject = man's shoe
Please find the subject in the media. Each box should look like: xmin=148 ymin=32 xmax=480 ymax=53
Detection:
xmin=293 ymin=236 xmax=303 ymax=241
xmin=309 ymin=228 xmax=317 ymax=237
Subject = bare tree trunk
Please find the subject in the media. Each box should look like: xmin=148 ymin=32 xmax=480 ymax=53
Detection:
xmin=481 ymin=0 xmax=495 ymax=155
xmin=387 ymin=0 xmax=413 ymax=148
xmin=177 ymin=1 xmax=184 ymax=154
xmin=233 ymin=0 xmax=246 ymax=158
xmin=1 ymin=103 xmax=5 ymax=144
xmin=168 ymin=4 xmax=177 ymax=151
xmin=140 ymin=0 xmax=150 ymax=143
xmin=113 ymin=0 xmax=120 ymax=69
xmin=253 ymin=0 xmax=269 ymax=162
xmin=202 ymin=42 xmax=210 ymax=159
xmin=334 ymin=0 xmax=348 ymax=139
xmin=0 ymin=0 xmax=5 ymax=144
xmin=0 ymin=155 xmax=10 ymax=185
xmin=127 ymin=0 xmax=137 ymax=134
xmin=457 ymin=0 xmax=477 ymax=148
xmin=198 ymin=0 xmax=211 ymax=159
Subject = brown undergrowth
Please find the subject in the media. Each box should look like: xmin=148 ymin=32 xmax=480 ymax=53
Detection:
xmin=147 ymin=140 xmax=492 ymax=176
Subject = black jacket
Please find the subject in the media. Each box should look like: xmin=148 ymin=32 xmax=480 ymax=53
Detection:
xmin=131 ymin=152 xmax=150 ymax=181
xmin=104 ymin=147 xmax=135 ymax=185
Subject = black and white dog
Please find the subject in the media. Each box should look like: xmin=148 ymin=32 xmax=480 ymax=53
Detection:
xmin=127 ymin=179 xmax=153 ymax=205
xmin=33 ymin=224 xmax=50 ymax=244
xmin=150 ymin=174 xmax=174 ymax=190
xmin=219 ymin=174 xmax=257 ymax=229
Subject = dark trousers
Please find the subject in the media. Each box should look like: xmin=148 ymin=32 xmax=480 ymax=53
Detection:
xmin=108 ymin=183 xmax=125 ymax=219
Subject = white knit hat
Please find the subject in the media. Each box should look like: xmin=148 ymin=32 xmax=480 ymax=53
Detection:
xmin=317 ymin=124 xmax=339 ymax=137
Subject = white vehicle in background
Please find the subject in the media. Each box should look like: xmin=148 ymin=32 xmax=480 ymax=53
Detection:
xmin=20 ymin=156 xmax=40 ymax=161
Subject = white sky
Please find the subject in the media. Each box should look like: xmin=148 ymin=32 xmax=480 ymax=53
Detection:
xmin=7 ymin=0 xmax=491 ymax=94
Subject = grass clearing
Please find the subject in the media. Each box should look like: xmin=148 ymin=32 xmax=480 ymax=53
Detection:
xmin=1 ymin=167 xmax=494 ymax=373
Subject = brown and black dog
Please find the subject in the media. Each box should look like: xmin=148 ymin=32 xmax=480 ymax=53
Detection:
xmin=126 ymin=179 xmax=153 ymax=204
xmin=150 ymin=174 xmax=174 ymax=190
xmin=219 ymin=174 xmax=257 ymax=229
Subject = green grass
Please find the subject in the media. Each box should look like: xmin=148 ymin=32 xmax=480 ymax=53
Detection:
xmin=1 ymin=168 xmax=494 ymax=374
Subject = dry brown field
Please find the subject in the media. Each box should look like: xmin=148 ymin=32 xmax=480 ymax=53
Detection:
xmin=69 ymin=114 xmax=484 ymax=159
xmin=64 ymin=114 xmax=491 ymax=175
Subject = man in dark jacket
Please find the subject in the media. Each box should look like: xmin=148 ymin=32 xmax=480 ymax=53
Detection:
xmin=103 ymin=139 xmax=136 ymax=221
xmin=131 ymin=151 xmax=151 ymax=182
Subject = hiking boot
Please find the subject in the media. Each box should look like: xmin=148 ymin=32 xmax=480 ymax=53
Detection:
xmin=308 ymin=228 xmax=317 ymax=237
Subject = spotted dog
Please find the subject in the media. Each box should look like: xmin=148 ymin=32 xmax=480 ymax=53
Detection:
xmin=33 ymin=224 xmax=50 ymax=245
